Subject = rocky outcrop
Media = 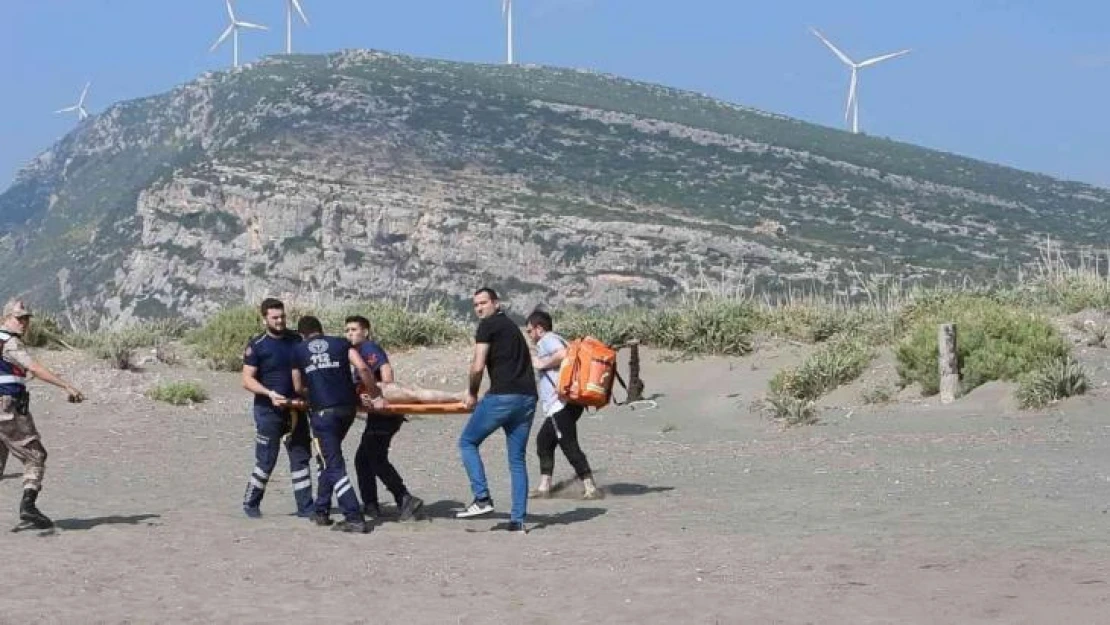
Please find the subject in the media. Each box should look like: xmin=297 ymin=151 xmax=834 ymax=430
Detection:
xmin=2 ymin=49 xmax=1108 ymax=327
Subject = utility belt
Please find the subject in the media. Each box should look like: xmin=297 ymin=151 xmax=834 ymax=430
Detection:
xmin=0 ymin=389 xmax=30 ymax=415
xmin=313 ymin=405 xmax=356 ymax=417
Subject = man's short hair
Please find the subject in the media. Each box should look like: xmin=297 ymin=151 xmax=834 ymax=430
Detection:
xmin=259 ymin=298 xmax=285 ymax=317
xmin=526 ymin=310 xmax=553 ymax=332
xmin=345 ymin=315 xmax=370 ymax=331
xmin=297 ymin=315 xmax=323 ymax=335
xmin=473 ymin=287 xmax=499 ymax=301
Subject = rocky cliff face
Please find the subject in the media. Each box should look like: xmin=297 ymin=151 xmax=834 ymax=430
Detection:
xmin=2 ymin=50 xmax=1108 ymax=327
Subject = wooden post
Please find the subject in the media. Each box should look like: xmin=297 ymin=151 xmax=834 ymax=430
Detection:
xmin=938 ymin=323 xmax=959 ymax=404
xmin=626 ymin=339 xmax=645 ymax=402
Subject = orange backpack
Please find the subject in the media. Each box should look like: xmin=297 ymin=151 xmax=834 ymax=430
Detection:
xmin=554 ymin=336 xmax=627 ymax=409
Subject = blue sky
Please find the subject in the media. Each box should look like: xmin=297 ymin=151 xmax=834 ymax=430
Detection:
xmin=1 ymin=0 xmax=1108 ymax=190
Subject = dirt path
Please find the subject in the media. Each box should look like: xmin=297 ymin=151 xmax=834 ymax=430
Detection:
xmin=1 ymin=344 xmax=1109 ymax=624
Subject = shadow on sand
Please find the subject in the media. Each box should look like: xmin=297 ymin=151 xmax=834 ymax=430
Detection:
xmin=420 ymin=499 xmax=607 ymax=531
xmin=54 ymin=514 xmax=162 ymax=531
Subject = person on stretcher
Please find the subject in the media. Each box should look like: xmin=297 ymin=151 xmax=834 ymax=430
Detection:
xmin=366 ymin=382 xmax=466 ymax=406
xmin=343 ymin=321 xmax=465 ymax=409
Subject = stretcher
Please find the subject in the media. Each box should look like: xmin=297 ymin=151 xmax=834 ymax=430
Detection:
xmin=373 ymin=402 xmax=472 ymax=415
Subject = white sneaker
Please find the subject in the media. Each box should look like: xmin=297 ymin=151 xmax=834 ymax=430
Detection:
xmin=455 ymin=498 xmax=495 ymax=518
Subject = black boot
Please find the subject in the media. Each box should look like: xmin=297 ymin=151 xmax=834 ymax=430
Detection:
xmin=20 ymin=489 xmax=53 ymax=529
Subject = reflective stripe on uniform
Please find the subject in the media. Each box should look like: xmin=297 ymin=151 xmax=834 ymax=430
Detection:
xmin=0 ymin=375 xmax=25 ymax=385
xmin=335 ymin=476 xmax=352 ymax=499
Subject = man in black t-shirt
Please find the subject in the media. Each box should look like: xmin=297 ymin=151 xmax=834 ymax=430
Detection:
xmin=455 ymin=287 xmax=538 ymax=533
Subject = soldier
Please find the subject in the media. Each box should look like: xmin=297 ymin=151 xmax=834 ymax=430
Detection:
xmin=0 ymin=300 xmax=84 ymax=530
xmin=240 ymin=298 xmax=314 ymax=518
xmin=292 ymin=315 xmax=382 ymax=534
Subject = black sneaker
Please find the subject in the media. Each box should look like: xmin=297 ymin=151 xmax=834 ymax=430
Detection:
xmin=398 ymin=494 xmax=424 ymax=522
xmin=507 ymin=521 xmax=527 ymax=534
xmin=363 ymin=502 xmax=382 ymax=519
xmin=310 ymin=512 xmax=333 ymax=527
xmin=332 ymin=519 xmax=370 ymax=534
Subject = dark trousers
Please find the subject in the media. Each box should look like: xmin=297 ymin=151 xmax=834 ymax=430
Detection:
xmin=354 ymin=417 xmax=409 ymax=507
xmin=536 ymin=403 xmax=593 ymax=479
xmin=243 ymin=405 xmax=314 ymax=514
xmin=310 ymin=406 xmax=361 ymax=521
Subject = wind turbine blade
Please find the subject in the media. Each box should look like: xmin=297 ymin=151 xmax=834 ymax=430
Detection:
xmin=810 ymin=27 xmax=855 ymax=66
xmin=236 ymin=21 xmax=269 ymax=30
xmin=55 ymin=106 xmax=77 ymax=113
xmin=210 ymin=24 xmax=235 ymax=50
xmin=291 ymin=0 xmax=309 ymax=24
xmin=858 ymin=49 xmax=911 ymax=68
xmin=226 ymin=0 xmax=236 ymax=22
xmin=79 ymin=82 xmax=90 ymax=104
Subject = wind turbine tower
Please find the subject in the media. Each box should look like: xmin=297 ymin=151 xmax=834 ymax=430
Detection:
xmin=810 ymin=27 xmax=910 ymax=134
xmin=503 ymin=0 xmax=514 ymax=64
xmin=210 ymin=0 xmax=269 ymax=68
xmin=284 ymin=0 xmax=309 ymax=54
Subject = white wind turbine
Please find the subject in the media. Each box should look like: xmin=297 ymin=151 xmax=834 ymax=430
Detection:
xmin=55 ymin=82 xmax=91 ymax=121
xmin=810 ymin=27 xmax=910 ymax=134
xmin=284 ymin=0 xmax=309 ymax=54
xmin=502 ymin=0 xmax=514 ymax=64
xmin=210 ymin=0 xmax=269 ymax=68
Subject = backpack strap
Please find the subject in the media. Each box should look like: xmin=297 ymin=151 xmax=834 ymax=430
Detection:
xmin=537 ymin=333 xmax=570 ymax=387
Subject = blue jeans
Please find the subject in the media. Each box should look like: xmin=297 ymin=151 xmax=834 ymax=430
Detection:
xmin=458 ymin=393 xmax=537 ymax=523
xmin=310 ymin=406 xmax=362 ymax=521
xmin=243 ymin=405 xmax=313 ymax=515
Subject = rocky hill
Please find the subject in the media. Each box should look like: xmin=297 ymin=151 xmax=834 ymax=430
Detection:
xmin=2 ymin=49 xmax=1108 ymax=326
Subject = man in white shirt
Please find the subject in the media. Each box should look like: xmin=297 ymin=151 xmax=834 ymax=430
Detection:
xmin=525 ymin=310 xmax=601 ymax=500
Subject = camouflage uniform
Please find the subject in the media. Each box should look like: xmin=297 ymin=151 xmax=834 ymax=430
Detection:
xmin=0 ymin=331 xmax=47 ymax=493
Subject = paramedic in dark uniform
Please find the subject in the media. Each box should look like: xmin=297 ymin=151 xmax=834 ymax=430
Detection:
xmin=240 ymin=298 xmax=314 ymax=518
xmin=292 ymin=315 xmax=382 ymax=534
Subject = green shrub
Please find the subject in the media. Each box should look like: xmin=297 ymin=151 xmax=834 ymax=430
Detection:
xmin=861 ymin=385 xmax=895 ymax=405
xmin=185 ymin=301 xmax=465 ymax=372
xmin=757 ymin=393 xmax=818 ymax=426
xmin=554 ymin=309 xmax=644 ymax=346
xmin=183 ymin=305 xmax=263 ymax=371
xmin=73 ymin=320 xmax=190 ymax=370
xmin=895 ymin=295 xmax=1070 ymax=396
xmin=769 ymin=337 xmax=874 ymax=401
xmin=23 ymin=313 xmax=70 ymax=349
xmin=646 ymin=301 xmax=758 ymax=355
xmin=147 ymin=381 xmax=208 ymax=405
xmin=1015 ymin=357 xmax=1089 ymax=409
xmin=760 ymin=337 xmax=872 ymax=426
xmin=760 ymin=304 xmax=855 ymax=343
xmin=555 ymin=301 xmax=758 ymax=356
xmin=314 ymin=301 xmax=466 ymax=351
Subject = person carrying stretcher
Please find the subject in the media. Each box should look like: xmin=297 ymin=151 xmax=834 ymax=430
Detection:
xmin=345 ymin=315 xmax=427 ymax=522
